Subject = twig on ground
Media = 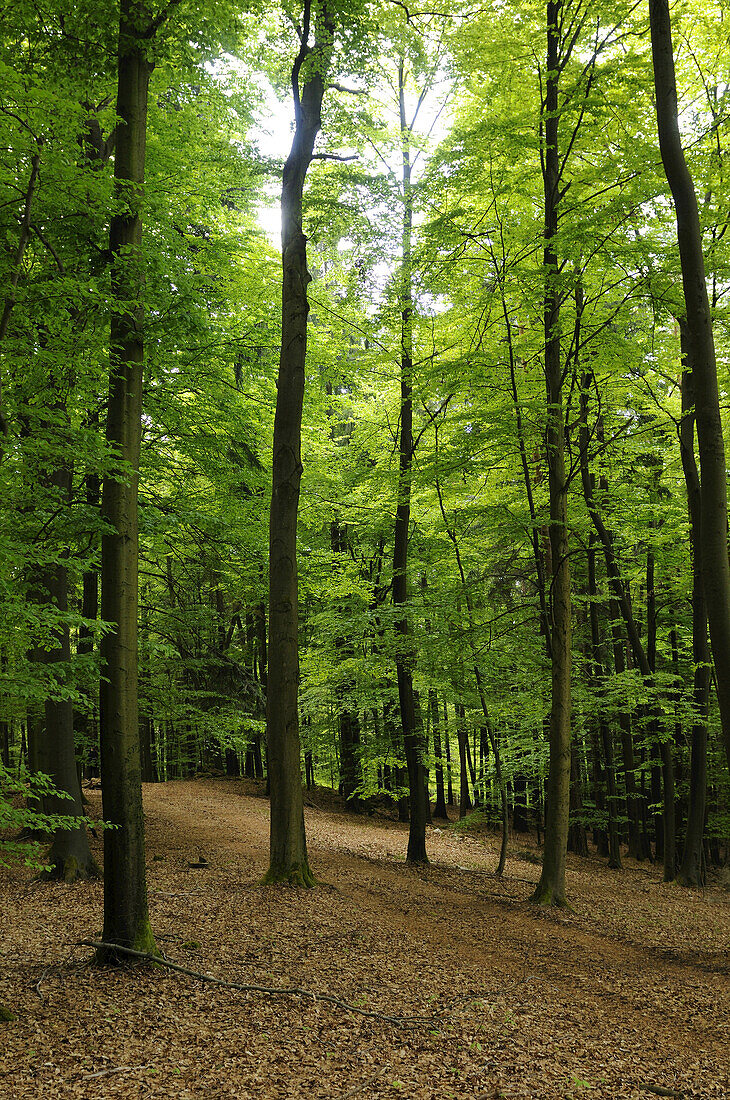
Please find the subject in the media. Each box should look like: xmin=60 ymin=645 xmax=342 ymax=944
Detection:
xmin=81 ymin=1064 xmax=152 ymax=1080
xmin=78 ymin=940 xmax=435 ymax=1027
xmin=340 ymin=1064 xmax=391 ymax=1097
xmin=33 ymin=967 xmax=52 ymax=1001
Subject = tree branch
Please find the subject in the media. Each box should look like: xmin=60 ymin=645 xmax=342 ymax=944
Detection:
xmin=78 ymin=939 xmax=438 ymax=1027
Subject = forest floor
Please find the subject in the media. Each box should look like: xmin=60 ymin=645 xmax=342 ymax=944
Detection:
xmin=1 ymin=779 xmax=729 ymax=1100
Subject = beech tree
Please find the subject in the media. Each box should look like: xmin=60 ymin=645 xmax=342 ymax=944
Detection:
xmin=264 ymin=0 xmax=337 ymax=886
xmin=1 ymin=0 xmax=729 ymax=909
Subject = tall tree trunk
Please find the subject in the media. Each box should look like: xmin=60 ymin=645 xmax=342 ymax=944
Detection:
xmin=444 ymin=700 xmax=454 ymax=806
xmin=677 ymin=353 xmax=710 ymax=886
xmin=649 ymin=0 xmax=730 ymax=778
xmin=392 ymin=60 xmax=428 ymax=865
xmin=38 ymin=466 xmax=98 ymax=881
xmin=456 ymin=703 xmax=471 ymax=819
xmin=331 ymin=522 xmax=363 ymax=811
xmin=567 ymin=739 xmax=588 ymax=856
xmin=430 ymin=690 xmax=448 ymax=820
xmin=646 ymin=545 xmax=676 ymax=879
xmin=532 ymin=0 xmax=572 ymax=907
xmin=77 ymin=468 xmax=100 ymax=779
xmin=587 ymin=536 xmax=622 ymax=869
xmin=97 ymin=0 xmax=155 ymax=960
xmin=609 ymin=604 xmax=644 ymax=859
xmin=265 ymin=0 xmax=334 ymax=885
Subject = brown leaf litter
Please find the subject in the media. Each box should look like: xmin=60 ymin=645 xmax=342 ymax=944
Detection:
xmin=0 ymin=777 xmax=728 ymax=1099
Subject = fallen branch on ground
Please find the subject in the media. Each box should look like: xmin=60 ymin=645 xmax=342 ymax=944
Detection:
xmin=82 ymin=1064 xmax=152 ymax=1080
xmin=340 ymin=1064 xmax=391 ymax=1097
xmin=78 ymin=940 xmax=436 ymax=1027
xmin=33 ymin=967 xmax=52 ymax=1001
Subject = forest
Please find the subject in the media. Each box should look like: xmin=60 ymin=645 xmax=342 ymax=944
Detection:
xmin=0 ymin=0 xmax=729 ymax=1097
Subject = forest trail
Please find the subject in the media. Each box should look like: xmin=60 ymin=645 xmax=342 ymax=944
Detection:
xmin=1 ymin=778 xmax=728 ymax=1100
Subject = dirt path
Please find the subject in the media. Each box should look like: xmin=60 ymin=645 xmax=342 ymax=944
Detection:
xmin=1 ymin=778 xmax=728 ymax=1099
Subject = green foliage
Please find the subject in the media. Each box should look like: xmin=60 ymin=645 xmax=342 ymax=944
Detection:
xmin=0 ymin=764 xmax=98 ymax=870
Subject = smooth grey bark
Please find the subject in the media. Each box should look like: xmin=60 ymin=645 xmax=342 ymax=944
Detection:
xmin=393 ymin=60 xmax=428 ymax=865
xmin=35 ymin=463 xmax=98 ymax=881
xmin=587 ymin=536 xmax=622 ymax=870
xmin=430 ymin=690 xmax=448 ymax=820
xmin=532 ymin=0 xmax=571 ymax=907
xmin=98 ymin=0 xmax=155 ymax=959
xmin=649 ymin=0 xmax=730 ymax=778
xmin=677 ymin=355 xmax=710 ymax=887
xmin=265 ymin=0 xmax=334 ymax=885
xmin=444 ymin=701 xmax=454 ymax=806
xmin=330 ymin=521 xmax=363 ymax=811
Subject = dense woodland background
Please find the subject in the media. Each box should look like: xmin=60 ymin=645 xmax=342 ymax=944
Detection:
xmin=1 ymin=0 xmax=730 ymax=933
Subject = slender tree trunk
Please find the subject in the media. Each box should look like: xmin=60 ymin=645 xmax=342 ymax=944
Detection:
xmin=331 ymin=523 xmax=363 ymax=811
xmin=646 ymin=548 xmax=665 ymax=866
xmin=78 ymin=469 xmax=100 ymax=779
xmin=97 ymin=0 xmax=156 ymax=960
xmin=649 ymin=0 xmax=730 ymax=777
xmin=38 ymin=467 xmax=98 ymax=880
xmin=567 ymin=739 xmax=588 ymax=856
xmin=444 ymin=701 xmax=454 ymax=806
xmin=587 ymin=536 xmax=622 ymax=869
xmin=392 ymin=60 xmax=428 ymax=865
xmin=608 ymin=600 xmax=647 ymax=859
xmin=265 ymin=0 xmax=334 ymax=885
xmin=532 ymin=0 xmax=571 ymax=907
xmin=456 ymin=703 xmax=471 ymax=818
xmin=677 ymin=354 xmax=710 ymax=886
xmin=430 ymin=690 xmax=448 ymax=819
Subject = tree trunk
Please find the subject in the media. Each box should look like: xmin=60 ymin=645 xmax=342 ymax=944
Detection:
xmin=430 ymin=690 xmax=448 ymax=820
xmin=38 ymin=464 xmax=98 ymax=881
xmin=444 ymin=701 xmax=454 ymax=806
xmin=567 ymin=739 xmax=588 ymax=857
xmin=392 ymin=60 xmax=428 ymax=865
xmin=649 ymin=0 xmax=730 ymax=778
xmin=609 ymin=600 xmax=647 ymax=859
xmin=331 ymin=522 xmax=363 ymax=811
xmin=97 ymin=0 xmax=156 ymax=960
xmin=532 ymin=0 xmax=571 ymax=907
xmin=677 ymin=354 xmax=710 ymax=886
xmin=78 ymin=469 xmax=100 ymax=779
xmin=456 ymin=703 xmax=471 ymax=818
xmin=265 ymin=0 xmax=334 ymax=885
xmin=587 ymin=536 xmax=622 ymax=870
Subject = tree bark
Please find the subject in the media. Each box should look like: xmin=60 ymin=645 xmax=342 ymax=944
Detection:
xmin=649 ymin=0 xmax=730 ymax=777
xmin=567 ymin=739 xmax=588 ymax=857
xmin=677 ymin=354 xmax=710 ymax=886
xmin=265 ymin=0 xmax=334 ymax=885
xmin=98 ymin=0 xmax=156 ymax=960
xmin=392 ymin=60 xmax=428 ymax=865
xmin=587 ymin=536 xmax=622 ymax=869
xmin=430 ymin=690 xmax=448 ymax=819
xmin=456 ymin=703 xmax=471 ymax=819
xmin=532 ymin=0 xmax=571 ymax=907
xmin=37 ymin=465 xmax=99 ymax=881
xmin=331 ymin=523 xmax=363 ymax=811
xmin=444 ymin=701 xmax=454 ymax=806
